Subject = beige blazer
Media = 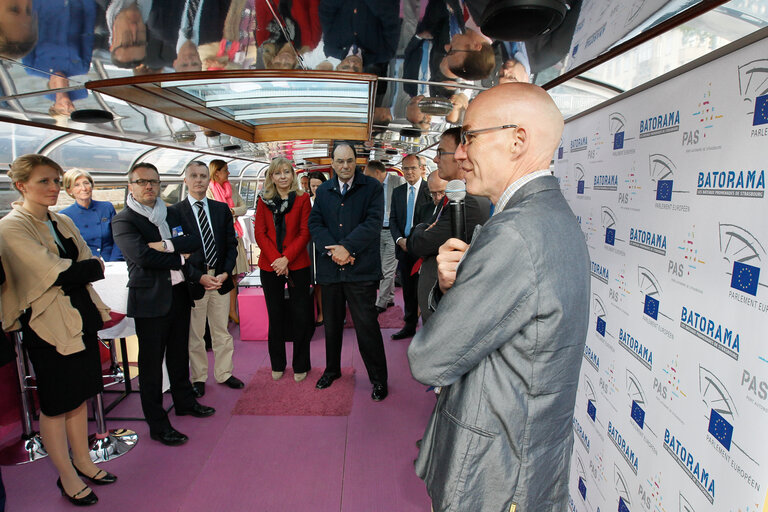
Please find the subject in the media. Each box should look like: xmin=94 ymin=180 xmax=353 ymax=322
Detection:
xmin=0 ymin=203 xmax=110 ymax=355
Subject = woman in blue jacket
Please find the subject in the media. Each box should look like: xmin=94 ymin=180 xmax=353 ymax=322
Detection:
xmin=60 ymin=169 xmax=123 ymax=261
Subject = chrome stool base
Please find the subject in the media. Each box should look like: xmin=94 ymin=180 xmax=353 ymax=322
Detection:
xmin=88 ymin=428 xmax=138 ymax=463
xmin=0 ymin=433 xmax=48 ymax=465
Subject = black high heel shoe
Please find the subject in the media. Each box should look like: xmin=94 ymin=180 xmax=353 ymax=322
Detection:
xmin=74 ymin=466 xmax=118 ymax=485
xmin=56 ymin=478 xmax=98 ymax=506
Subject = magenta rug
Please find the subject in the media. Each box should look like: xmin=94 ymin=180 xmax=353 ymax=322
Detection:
xmin=344 ymin=305 xmax=404 ymax=329
xmin=232 ymin=367 xmax=356 ymax=416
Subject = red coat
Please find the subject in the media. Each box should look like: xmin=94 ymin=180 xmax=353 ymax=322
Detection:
xmin=254 ymin=193 xmax=312 ymax=272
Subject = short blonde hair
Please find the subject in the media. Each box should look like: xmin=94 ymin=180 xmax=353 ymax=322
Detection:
xmin=8 ymin=154 xmax=63 ymax=194
xmin=262 ymin=157 xmax=303 ymax=201
xmin=63 ymin=168 xmax=94 ymax=197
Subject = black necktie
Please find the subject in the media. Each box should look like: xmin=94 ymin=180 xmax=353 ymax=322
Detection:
xmin=195 ymin=201 xmax=218 ymax=268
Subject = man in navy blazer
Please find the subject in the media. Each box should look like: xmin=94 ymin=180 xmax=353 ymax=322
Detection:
xmin=112 ymin=163 xmax=215 ymax=447
xmin=168 ymin=161 xmax=243 ymax=399
xmin=389 ymin=154 xmax=432 ymax=339
xmin=308 ymin=142 xmax=388 ymax=401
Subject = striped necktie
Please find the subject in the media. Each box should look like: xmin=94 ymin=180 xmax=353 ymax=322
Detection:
xmin=195 ymin=201 xmax=218 ymax=268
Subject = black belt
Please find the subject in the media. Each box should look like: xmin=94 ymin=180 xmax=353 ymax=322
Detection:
xmin=382 ymin=226 xmax=390 ymax=230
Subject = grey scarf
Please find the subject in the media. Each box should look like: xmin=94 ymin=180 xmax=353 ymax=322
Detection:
xmin=125 ymin=193 xmax=171 ymax=239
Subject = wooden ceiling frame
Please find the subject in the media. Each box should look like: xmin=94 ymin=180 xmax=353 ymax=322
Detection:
xmin=86 ymin=70 xmax=378 ymax=144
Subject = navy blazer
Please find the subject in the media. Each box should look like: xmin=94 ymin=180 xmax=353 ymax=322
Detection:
xmin=168 ymin=198 xmax=238 ymax=300
xmin=389 ymin=180 xmax=432 ymax=259
xmin=308 ymin=170 xmax=384 ymax=284
xmin=112 ymin=206 xmax=201 ymax=318
xmin=318 ymin=0 xmax=400 ymax=65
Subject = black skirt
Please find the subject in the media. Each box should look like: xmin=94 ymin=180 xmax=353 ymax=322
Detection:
xmin=21 ymin=317 xmax=103 ymax=416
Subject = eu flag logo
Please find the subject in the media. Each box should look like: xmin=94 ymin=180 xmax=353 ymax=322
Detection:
xmin=596 ymin=317 xmax=606 ymax=336
xmin=619 ymin=497 xmax=631 ymax=512
xmin=613 ymin=131 xmax=625 ymax=149
xmin=605 ymin=228 xmax=615 ymax=245
xmin=656 ymin=180 xmax=673 ymax=201
xmin=587 ymin=400 xmax=597 ymax=421
xmin=577 ymin=180 xmax=585 ymax=194
xmin=708 ymin=409 xmax=733 ymax=450
xmin=631 ymin=400 xmax=645 ymax=429
xmin=644 ymin=295 xmax=659 ymax=320
xmin=753 ymin=94 xmax=768 ymax=126
xmin=578 ymin=476 xmax=587 ymax=499
xmin=731 ymin=261 xmax=760 ymax=296
xmin=558 ymin=147 xmax=564 ymax=159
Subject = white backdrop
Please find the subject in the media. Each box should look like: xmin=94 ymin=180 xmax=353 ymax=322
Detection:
xmin=554 ymin=33 xmax=768 ymax=512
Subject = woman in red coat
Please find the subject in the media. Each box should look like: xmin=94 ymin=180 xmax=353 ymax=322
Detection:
xmin=254 ymin=157 xmax=313 ymax=382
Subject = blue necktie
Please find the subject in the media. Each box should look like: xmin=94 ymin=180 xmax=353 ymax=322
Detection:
xmin=405 ymin=186 xmax=415 ymax=236
xmin=341 ymin=183 xmax=348 ymax=195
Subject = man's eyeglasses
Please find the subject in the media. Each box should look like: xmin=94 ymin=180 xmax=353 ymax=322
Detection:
xmin=130 ymin=179 xmax=161 ymax=187
xmin=460 ymin=124 xmax=518 ymax=146
xmin=435 ymin=149 xmax=455 ymax=159
xmin=430 ymin=191 xmax=446 ymax=198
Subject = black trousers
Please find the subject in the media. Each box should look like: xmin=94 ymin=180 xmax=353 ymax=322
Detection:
xmin=134 ymin=284 xmax=197 ymax=435
xmin=321 ymin=281 xmax=387 ymax=386
xmin=398 ymin=253 xmax=420 ymax=330
xmin=260 ymin=267 xmax=313 ymax=373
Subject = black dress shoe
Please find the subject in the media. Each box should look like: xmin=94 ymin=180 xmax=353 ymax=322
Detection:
xmin=222 ymin=376 xmax=244 ymax=389
xmin=57 ymin=478 xmax=98 ymax=506
xmin=315 ymin=373 xmax=341 ymax=389
xmin=391 ymin=328 xmax=416 ymax=340
xmin=371 ymin=384 xmax=388 ymax=401
xmin=175 ymin=402 xmax=216 ymax=418
xmin=74 ymin=466 xmax=117 ymax=485
xmin=149 ymin=428 xmax=189 ymax=446
xmin=192 ymin=382 xmax=205 ymax=398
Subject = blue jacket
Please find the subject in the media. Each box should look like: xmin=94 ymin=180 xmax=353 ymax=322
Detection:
xmin=60 ymin=200 xmax=123 ymax=262
xmin=22 ymin=0 xmax=95 ymax=102
xmin=308 ymin=170 xmax=383 ymax=284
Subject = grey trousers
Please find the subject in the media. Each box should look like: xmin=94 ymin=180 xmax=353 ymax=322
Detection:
xmin=377 ymin=228 xmax=397 ymax=308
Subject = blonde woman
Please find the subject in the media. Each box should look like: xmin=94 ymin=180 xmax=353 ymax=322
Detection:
xmin=253 ymin=158 xmax=312 ymax=382
xmin=0 ymin=154 xmax=115 ymax=506
xmin=60 ymin=168 xmax=123 ymax=261
xmin=208 ymin=159 xmax=248 ymax=323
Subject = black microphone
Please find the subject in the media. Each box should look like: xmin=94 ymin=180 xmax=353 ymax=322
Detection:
xmin=445 ymin=179 xmax=467 ymax=242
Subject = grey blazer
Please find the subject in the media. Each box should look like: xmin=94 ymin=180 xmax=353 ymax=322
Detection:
xmin=383 ymin=173 xmax=405 ymax=226
xmin=408 ymin=176 xmax=590 ymax=512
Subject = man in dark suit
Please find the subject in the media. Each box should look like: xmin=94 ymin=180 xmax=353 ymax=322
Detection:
xmin=407 ymin=128 xmax=491 ymax=325
xmin=389 ymin=154 xmax=432 ymax=339
xmin=168 ymin=161 xmax=243 ymax=399
xmin=308 ymin=142 xmax=388 ymax=401
xmin=112 ymin=162 xmax=215 ymax=447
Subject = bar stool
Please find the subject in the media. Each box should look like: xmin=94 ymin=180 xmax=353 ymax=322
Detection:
xmin=89 ymin=336 xmax=138 ymax=461
xmin=0 ymin=331 xmax=47 ymax=465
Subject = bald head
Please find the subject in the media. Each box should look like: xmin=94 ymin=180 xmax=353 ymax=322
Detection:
xmin=427 ymin=171 xmax=448 ymax=205
xmin=454 ymin=83 xmax=563 ymax=202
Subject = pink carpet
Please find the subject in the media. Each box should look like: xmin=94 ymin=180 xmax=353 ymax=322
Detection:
xmin=344 ymin=305 xmax=404 ymax=329
xmin=232 ymin=367 xmax=356 ymax=416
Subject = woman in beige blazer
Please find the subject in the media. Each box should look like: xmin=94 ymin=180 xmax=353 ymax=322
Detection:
xmin=0 ymin=155 xmax=115 ymax=506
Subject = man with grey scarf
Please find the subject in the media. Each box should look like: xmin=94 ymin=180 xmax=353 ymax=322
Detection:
xmin=113 ymin=162 xmax=215 ymax=447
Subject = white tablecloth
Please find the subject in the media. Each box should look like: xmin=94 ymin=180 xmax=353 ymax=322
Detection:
xmin=92 ymin=261 xmax=135 ymax=339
